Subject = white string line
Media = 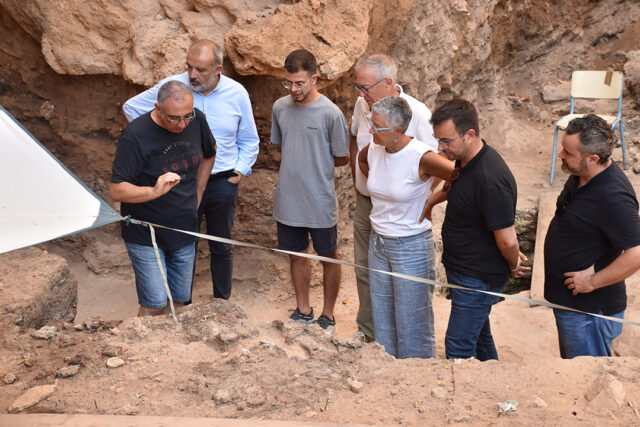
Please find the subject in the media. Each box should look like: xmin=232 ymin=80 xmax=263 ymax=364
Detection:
xmin=124 ymin=216 xmax=640 ymax=328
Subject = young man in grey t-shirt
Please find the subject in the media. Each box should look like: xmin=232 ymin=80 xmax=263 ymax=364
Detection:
xmin=270 ymin=49 xmax=349 ymax=331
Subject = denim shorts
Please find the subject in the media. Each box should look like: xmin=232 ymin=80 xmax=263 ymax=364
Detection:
xmin=125 ymin=242 xmax=195 ymax=308
xmin=276 ymin=222 xmax=338 ymax=256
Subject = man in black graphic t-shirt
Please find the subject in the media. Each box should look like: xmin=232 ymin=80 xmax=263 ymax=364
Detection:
xmin=544 ymin=114 xmax=640 ymax=358
xmin=111 ymin=81 xmax=216 ymax=317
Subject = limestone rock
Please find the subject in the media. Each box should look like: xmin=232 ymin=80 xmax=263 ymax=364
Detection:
xmin=585 ymin=374 xmax=626 ymax=411
xmin=33 ymin=325 xmax=58 ymax=340
xmin=3 ymin=373 xmax=17 ymax=384
xmin=541 ymin=81 xmax=571 ymax=103
xmin=224 ymin=0 xmax=372 ymax=80
xmin=217 ymin=331 xmax=240 ymax=344
xmin=106 ymin=357 xmax=125 ymax=369
xmin=431 ymin=387 xmax=447 ymax=399
xmin=530 ymin=395 xmax=548 ymax=409
xmin=214 ymin=388 xmax=232 ymax=403
xmin=612 ymin=325 xmax=640 ymax=357
xmin=348 ymin=378 xmax=363 ymax=393
xmin=57 ymin=365 xmax=80 ymax=378
xmin=8 ymin=383 xmax=56 ymax=413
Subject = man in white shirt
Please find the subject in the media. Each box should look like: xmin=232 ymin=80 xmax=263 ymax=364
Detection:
xmin=123 ymin=40 xmax=260 ymax=302
xmin=350 ymin=53 xmax=438 ymax=342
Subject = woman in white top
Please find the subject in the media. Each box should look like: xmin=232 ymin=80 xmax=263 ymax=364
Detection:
xmin=358 ymin=96 xmax=453 ymax=358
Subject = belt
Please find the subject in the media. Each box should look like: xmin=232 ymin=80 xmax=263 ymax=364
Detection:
xmin=209 ymin=170 xmax=238 ymax=181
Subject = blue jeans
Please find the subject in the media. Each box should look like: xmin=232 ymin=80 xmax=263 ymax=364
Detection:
xmin=197 ymin=177 xmax=238 ymax=300
xmin=125 ymin=242 xmax=195 ymax=308
xmin=553 ymin=308 xmax=624 ymax=358
xmin=369 ymin=230 xmax=436 ymax=359
xmin=445 ymin=269 xmax=502 ymax=361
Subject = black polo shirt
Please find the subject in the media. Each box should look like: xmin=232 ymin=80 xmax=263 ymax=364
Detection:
xmin=442 ymin=140 xmax=518 ymax=286
xmin=544 ymin=162 xmax=640 ymax=315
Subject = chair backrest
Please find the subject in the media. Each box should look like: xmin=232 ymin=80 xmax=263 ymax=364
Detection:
xmin=571 ymin=71 xmax=623 ymax=99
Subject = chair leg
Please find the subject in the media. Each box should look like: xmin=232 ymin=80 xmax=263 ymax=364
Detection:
xmin=550 ymin=126 xmax=559 ymax=185
xmin=620 ymin=121 xmax=627 ymax=170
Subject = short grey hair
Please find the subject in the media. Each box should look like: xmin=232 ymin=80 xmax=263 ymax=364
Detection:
xmin=371 ymin=96 xmax=412 ymax=133
xmin=355 ymin=53 xmax=397 ymax=83
xmin=157 ymin=80 xmax=193 ymax=104
xmin=566 ymin=114 xmax=615 ymax=164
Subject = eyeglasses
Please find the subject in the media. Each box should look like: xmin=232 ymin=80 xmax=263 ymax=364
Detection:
xmin=162 ymin=109 xmax=196 ymax=124
xmin=369 ymin=121 xmax=394 ymax=134
xmin=354 ymin=79 xmax=385 ymax=95
xmin=434 ymin=130 xmax=469 ymax=146
xmin=282 ymin=78 xmax=312 ymax=90
xmin=367 ymin=113 xmax=394 ymax=134
xmin=443 ymin=167 xmax=461 ymax=193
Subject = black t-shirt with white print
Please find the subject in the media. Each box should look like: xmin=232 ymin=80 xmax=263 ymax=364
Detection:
xmin=111 ymin=109 xmax=215 ymax=251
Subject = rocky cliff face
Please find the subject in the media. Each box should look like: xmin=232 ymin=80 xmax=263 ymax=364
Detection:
xmin=1 ymin=0 xmax=639 ymax=223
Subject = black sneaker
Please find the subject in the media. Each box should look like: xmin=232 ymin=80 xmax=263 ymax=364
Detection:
xmin=289 ymin=307 xmax=315 ymax=324
xmin=317 ymin=314 xmax=336 ymax=331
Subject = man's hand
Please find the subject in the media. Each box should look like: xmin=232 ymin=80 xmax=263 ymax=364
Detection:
xmin=419 ymin=189 xmax=447 ymax=222
xmin=564 ymin=264 xmax=597 ymax=295
xmin=420 ymin=197 xmax=435 ymax=222
xmin=154 ymin=172 xmax=181 ymax=198
xmin=227 ymin=170 xmax=243 ymax=185
xmin=510 ymin=252 xmax=531 ymax=278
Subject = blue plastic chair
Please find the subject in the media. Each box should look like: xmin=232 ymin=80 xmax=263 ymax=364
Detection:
xmin=550 ymin=70 xmax=626 ymax=184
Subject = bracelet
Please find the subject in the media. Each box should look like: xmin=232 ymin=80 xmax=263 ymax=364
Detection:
xmin=511 ymin=259 xmax=521 ymax=272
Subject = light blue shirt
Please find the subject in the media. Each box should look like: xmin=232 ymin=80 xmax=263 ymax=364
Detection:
xmin=122 ymin=73 xmax=259 ymax=176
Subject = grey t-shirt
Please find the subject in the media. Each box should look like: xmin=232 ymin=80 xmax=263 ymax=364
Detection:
xmin=271 ymin=94 xmax=349 ymax=228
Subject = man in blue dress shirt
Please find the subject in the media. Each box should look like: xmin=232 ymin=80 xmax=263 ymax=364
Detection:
xmin=123 ymin=39 xmax=260 ymax=301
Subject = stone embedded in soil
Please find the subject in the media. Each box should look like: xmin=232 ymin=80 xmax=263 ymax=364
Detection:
xmin=3 ymin=372 xmax=17 ymax=384
xmin=32 ymin=325 xmax=58 ymax=339
xmin=73 ymin=323 xmax=84 ymax=331
xmin=531 ymin=395 xmax=548 ymax=409
xmin=348 ymin=378 xmax=363 ymax=393
xmin=585 ymin=374 xmax=626 ymax=410
xmin=84 ymin=319 xmax=101 ymax=330
xmin=101 ymin=346 xmax=123 ymax=357
xmin=106 ymin=357 xmax=125 ymax=369
xmin=431 ymin=387 xmax=447 ymax=399
xmin=8 ymin=383 xmax=56 ymax=413
xmin=57 ymin=365 xmax=80 ymax=378
xmin=213 ymin=388 xmax=232 ymax=403
xmin=217 ymin=331 xmax=239 ymax=344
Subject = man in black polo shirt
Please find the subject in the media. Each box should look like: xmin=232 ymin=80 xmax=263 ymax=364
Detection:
xmin=111 ymin=80 xmax=216 ymax=317
xmin=544 ymin=114 xmax=640 ymax=358
xmin=423 ymin=99 xmax=529 ymax=360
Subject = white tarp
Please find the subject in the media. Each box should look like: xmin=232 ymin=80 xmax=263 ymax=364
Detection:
xmin=0 ymin=105 xmax=121 ymax=254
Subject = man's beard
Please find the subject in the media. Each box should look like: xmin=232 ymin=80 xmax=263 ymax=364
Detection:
xmin=561 ymin=156 xmax=588 ymax=175
xmin=190 ymin=73 xmax=216 ymax=93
